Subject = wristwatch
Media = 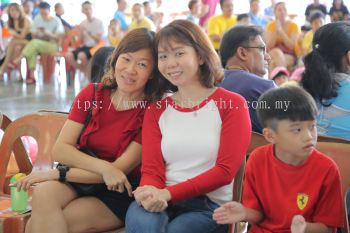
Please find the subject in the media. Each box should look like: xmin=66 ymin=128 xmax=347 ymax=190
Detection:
xmin=56 ymin=164 xmax=70 ymax=182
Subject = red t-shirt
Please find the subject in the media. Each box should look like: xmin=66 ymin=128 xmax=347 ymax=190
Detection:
xmin=243 ymin=144 xmax=344 ymax=233
xmin=69 ymin=83 xmax=147 ymax=175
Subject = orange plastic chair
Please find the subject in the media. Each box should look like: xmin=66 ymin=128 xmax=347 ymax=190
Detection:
xmin=316 ymin=142 xmax=350 ymax=233
xmin=0 ymin=113 xmax=29 ymax=195
xmin=0 ymin=112 xmax=67 ymax=233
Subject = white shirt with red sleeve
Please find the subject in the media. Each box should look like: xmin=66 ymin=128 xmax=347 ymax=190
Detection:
xmin=141 ymin=87 xmax=251 ymax=204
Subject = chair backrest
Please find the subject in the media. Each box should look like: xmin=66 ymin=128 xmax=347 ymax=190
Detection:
xmin=318 ymin=135 xmax=350 ymax=144
xmin=316 ymin=142 xmax=350 ymax=233
xmin=0 ymin=112 xmax=67 ymax=194
xmin=231 ymin=132 xmax=269 ymax=233
xmin=233 ymin=132 xmax=268 ymax=204
xmin=0 ymin=113 xmax=29 ymax=173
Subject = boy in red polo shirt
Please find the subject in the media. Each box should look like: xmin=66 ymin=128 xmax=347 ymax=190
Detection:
xmin=213 ymin=86 xmax=343 ymax=233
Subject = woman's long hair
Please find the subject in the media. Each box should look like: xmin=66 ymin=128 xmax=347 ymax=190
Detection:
xmin=301 ymin=22 xmax=350 ymax=106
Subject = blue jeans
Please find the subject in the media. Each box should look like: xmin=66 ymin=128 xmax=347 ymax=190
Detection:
xmin=125 ymin=196 xmax=229 ymax=233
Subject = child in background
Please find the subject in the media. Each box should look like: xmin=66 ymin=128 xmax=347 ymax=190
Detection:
xmin=237 ymin=13 xmax=250 ymax=25
xmin=269 ymin=66 xmax=289 ymax=86
xmin=187 ymin=0 xmax=200 ymax=24
xmin=108 ymin=19 xmax=124 ymax=47
xmin=214 ymin=86 xmax=343 ymax=233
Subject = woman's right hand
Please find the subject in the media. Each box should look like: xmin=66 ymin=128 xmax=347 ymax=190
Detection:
xmin=101 ymin=164 xmax=132 ymax=196
xmin=13 ymin=170 xmax=59 ymax=192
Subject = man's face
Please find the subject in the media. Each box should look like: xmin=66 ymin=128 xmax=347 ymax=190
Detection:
xmin=82 ymin=3 xmax=93 ymax=17
xmin=250 ymin=1 xmax=260 ymax=14
xmin=221 ymin=0 xmax=233 ymax=17
xmin=244 ymin=35 xmax=270 ymax=77
xmin=39 ymin=8 xmax=50 ymax=20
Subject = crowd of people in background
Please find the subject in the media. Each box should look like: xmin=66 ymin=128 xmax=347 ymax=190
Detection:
xmin=0 ymin=0 xmax=347 ymax=83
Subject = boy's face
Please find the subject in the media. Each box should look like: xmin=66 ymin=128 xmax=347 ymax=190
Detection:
xmin=264 ymin=119 xmax=317 ymax=164
xmin=311 ymin=18 xmax=324 ymax=32
xmin=191 ymin=2 xmax=200 ymax=15
xmin=273 ymin=74 xmax=288 ymax=86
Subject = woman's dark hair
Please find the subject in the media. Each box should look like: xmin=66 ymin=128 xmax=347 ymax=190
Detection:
xmin=219 ymin=25 xmax=263 ymax=68
xmin=301 ymin=22 xmax=350 ymax=106
xmin=257 ymin=86 xmax=318 ymax=131
xmin=8 ymin=3 xmax=26 ymax=29
xmin=88 ymin=46 xmax=114 ymax=83
xmin=156 ymin=19 xmax=223 ymax=92
xmin=101 ymin=28 xmax=163 ymax=102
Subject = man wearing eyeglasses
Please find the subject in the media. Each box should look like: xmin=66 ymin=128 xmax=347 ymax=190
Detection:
xmin=219 ymin=25 xmax=276 ymax=133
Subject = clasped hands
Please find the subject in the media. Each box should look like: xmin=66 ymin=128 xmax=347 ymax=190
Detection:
xmin=133 ymin=185 xmax=171 ymax=213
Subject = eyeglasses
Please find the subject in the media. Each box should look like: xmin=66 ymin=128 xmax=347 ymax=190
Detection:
xmin=242 ymin=46 xmax=267 ymax=54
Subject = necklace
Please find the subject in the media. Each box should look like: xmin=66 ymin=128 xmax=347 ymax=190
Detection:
xmin=225 ymin=66 xmax=247 ymax=72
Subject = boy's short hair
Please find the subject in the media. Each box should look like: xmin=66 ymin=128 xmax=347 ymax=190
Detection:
xmin=257 ymin=86 xmax=318 ymax=130
xmin=237 ymin=13 xmax=249 ymax=22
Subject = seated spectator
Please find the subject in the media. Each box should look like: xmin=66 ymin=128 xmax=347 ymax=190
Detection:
xmin=207 ymin=0 xmax=236 ymax=51
xmin=65 ymin=1 xmax=104 ymax=76
xmin=302 ymin=22 xmax=350 ymax=140
xmin=114 ymin=0 xmax=129 ymax=32
xmin=265 ymin=2 xmax=300 ymax=72
xmin=213 ymin=86 xmax=344 ymax=233
xmin=125 ymin=20 xmax=250 ymax=233
xmin=13 ymin=28 xmax=163 ymax=233
xmin=187 ymin=0 xmax=200 ymax=24
xmin=249 ymin=0 xmax=267 ymax=28
xmin=219 ymin=25 xmax=276 ymax=133
xmin=269 ymin=66 xmax=289 ymax=86
xmin=301 ymin=12 xmax=325 ymax=56
xmin=303 ymin=0 xmax=327 ymax=31
xmin=237 ymin=13 xmax=250 ymax=25
xmin=143 ymin=1 xmax=154 ymax=21
xmin=12 ymin=1 xmax=64 ymax=84
xmin=54 ymin=2 xmax=72 ymax=32
xmin=107 ymin=19 xmax=123 ymax=47
xmin=22 ymin=0 xmax=34 ymax=20
xmin=329 ymin=0 xmax=349 ymax=22
xmin=129 ymin=3 xmax=155 ymax=31
xmin=0 ymin=3 xmax=31 ymax=79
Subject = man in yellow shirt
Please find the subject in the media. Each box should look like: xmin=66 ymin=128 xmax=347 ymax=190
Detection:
xmin=129 ymin=3 xmax=155 ymax=31
xmin=207 ymin=0 xmax=236 ymax=51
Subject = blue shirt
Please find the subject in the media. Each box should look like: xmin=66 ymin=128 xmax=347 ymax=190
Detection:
xmin=219 ymin=70 xmax=276 ymax=133
xmin=264 ymin=6 xmax=274 ymax=18
xmin=317 ymin=74 xmax=350 ymax=140
xmin=114 ymin=10 xmax=128 ymax=31
xmin=249 ymin=12 xmax=267 ymax=28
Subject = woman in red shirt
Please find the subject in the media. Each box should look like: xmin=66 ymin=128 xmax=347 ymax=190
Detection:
xmin=14 ymin=28 xmax=164 ymax=233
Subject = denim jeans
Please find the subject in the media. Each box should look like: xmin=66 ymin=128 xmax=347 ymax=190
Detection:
xmin=125 ymin=196 xmax=229 ymax=233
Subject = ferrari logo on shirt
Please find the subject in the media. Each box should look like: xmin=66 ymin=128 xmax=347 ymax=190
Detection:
xmin=297 ymin=193 xmax=309 ymax=210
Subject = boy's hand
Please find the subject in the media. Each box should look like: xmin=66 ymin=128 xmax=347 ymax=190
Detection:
xmin=213 ymin=202 xmax=246 ymax=224
xmin=291 ymin=215 xmax=307 ymax=233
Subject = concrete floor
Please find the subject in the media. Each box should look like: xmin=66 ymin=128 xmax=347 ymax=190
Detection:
xmin=0 ymin=62 xmax=88 ymax=121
